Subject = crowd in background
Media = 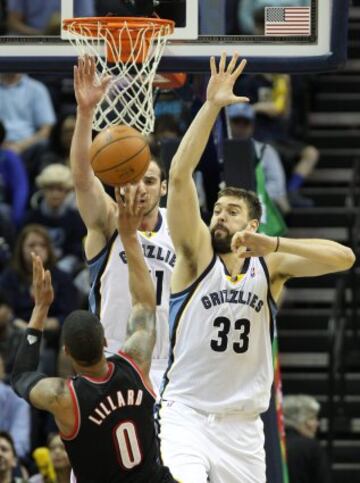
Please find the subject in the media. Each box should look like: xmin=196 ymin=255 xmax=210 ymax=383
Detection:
xmin=0 ymin=1 xmax=326 ymax=482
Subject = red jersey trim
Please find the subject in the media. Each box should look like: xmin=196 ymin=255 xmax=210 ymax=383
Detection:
xmin=60 ymin=379 xmax=81 ymax=441
xmin=117 ymin=351 xmax=157 ymax=400
xmin=82 ymin=362 xmax=115 ymax=384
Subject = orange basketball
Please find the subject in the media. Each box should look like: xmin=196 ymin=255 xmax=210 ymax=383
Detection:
xmin=90 ymin=125 xmax=151 ymax=187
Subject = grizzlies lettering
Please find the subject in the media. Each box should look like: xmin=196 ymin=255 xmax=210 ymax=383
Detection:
xmin=119 ymin=245 xmax=176 ymax=268
xmin=202 ymin=289 xmax=264 ymax=313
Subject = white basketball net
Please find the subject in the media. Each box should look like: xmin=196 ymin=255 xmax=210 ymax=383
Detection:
xmin=64 ymin=18 xmax=174 ymax=134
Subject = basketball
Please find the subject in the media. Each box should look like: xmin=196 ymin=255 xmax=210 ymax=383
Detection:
xmin=90 ymin=125 xmax=151 ymax=187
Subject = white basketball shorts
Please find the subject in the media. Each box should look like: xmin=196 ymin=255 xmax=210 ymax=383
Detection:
xmin=157 ymin=400 xmax=266 ymax=483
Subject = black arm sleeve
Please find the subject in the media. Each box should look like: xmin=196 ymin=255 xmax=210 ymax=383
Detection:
xmin=11 ymin=328 xmax=47 ymax=403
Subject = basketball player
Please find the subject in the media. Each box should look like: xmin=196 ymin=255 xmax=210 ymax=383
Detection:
xmin=158 ymin=53 xmax=356 ymax=483
xmin=11 ymin=184 xmax=176 ymax=483
xmin=70 ymin=56 xmax=174 ymax=391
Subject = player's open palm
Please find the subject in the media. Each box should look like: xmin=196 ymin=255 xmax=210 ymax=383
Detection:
xmin=115 ymin=184 xmax=148 ymax=238
xmin=74 ymin=55 xmax=112 ymax=112
xmin=31 ymin=253 xmax=54 ymax=309
xmin=207 ymin=52 xmax=249 ymax=108
xmin=231 ymin=230 xmax=277 ymax=258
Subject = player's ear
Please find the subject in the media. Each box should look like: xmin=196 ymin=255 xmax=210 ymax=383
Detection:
xmin=248 ymin=219 xmax=259 ymax=232
xmin=160 ymin=179 xmax=167 ymax=197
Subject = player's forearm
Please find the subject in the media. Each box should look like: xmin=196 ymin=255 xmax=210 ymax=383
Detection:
xmin=28 ymin=305 xmax=50 ymax=331
xmin=70 ymin=109 xmax=96 ymax=190
xmin=122 ymin=233 xmax=156 ymax=310
xmin=278 ymin=237 xmax=355 ymax=270
xmin=169 ymin=101 xmax=220 ymax=180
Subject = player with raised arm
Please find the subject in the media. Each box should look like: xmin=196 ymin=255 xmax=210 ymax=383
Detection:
xmin=11 ymin=184 xmax=176 ymax=483
xmin=158 ymin=53 xmax=356 ymax=483
xmin=70 ymin=56 xmax=174 ymax=391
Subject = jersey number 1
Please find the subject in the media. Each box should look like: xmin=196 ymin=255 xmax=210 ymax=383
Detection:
xmin=210 ymin=317 xmax=251 ymax=353
xmin=114 ymin=421 xmax=142 ymax=470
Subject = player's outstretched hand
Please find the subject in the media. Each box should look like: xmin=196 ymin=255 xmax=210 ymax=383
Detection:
xmin=207 ymin=52 xmax=249 ymax=108
xmin=231 ymin=230 xmax=278 ymax=258
xmin=74 ymin=55 xmax=112 ymax=113
xmin=31 ymin=253 xmax=54 ymax=309
xmin=115 ymin=184 xmax=148 ymax=238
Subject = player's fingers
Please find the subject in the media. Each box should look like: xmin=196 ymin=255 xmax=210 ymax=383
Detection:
xmin=239 ymin=251 xmax=255 ymax=258
xmin=84 ymin=54 xmax=91 ymax=76
xmin=101 ymin=75 xmax=112 ymax=90
xmin=90 ymin=56 xmax=96 ymax=78
xmin=210 ymin=56 xmax=217 ymax=76
xmin=227 ymin=52 xmax=239 ymax=74
xmin=44 ymin=270 xmax=52 ymax=290
xmin=219 ymin=52 xmax=226 ymax=74
xmin=229 ymin=96 xmax=250 ymax=105
xmin=115 ymin=186 xmax=126 ymax=211
xmin=232 ymin=58 xmax=247 ymax=79
xmin=73 ymin=66 xmax=79 ymax=89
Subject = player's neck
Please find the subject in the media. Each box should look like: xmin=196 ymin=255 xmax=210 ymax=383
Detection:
xmin=139 ymin=207 xmax=160 ymax=232
xmin=219 ymin=252 xmax=245 ymax=277
xmin=76 ymin=357 xmax=109 ymax=379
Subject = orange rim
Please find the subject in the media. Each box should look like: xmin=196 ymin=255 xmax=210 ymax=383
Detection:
xmin=63 ymin=16 xmax=175 ymax=37
xmin=63 ymin=16 xmax=175 ymax=63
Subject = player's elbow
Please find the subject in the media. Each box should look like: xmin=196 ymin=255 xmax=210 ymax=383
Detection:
xmin=169 ymin=159 xmax=192 ymax=187
xmin=336 ymin=247 xmax=356 ymax=271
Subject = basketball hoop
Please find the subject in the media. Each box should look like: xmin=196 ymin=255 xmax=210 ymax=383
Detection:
xmin=63 ymin=17 xmax=175 ymax=134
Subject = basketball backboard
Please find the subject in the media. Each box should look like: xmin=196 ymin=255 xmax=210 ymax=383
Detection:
xmin=0 ymin=0 xmax=349 ymax=74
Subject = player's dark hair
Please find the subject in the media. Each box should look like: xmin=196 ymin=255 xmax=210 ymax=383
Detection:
xmin=217 ymin=187 xmax=262 ymax=221
xmin=0 ymin=431 xmax=16 ymax=457
xmin=63 ymin=310 xmax=105 ymax=366
xmin=149 ymin=140 xmax=167 ymax=181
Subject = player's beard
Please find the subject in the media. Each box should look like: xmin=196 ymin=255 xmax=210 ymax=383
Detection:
xmin=210 ymin=222 xmax=248 ymax=254
xmin=210 ymin=225 xmax=234 ymax=254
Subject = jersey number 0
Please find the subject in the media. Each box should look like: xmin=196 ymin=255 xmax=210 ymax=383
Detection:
xmin=210 ymin=317 xmax=251 ymax=353
xmin=114 ymin=421 xmax=142 ymax=470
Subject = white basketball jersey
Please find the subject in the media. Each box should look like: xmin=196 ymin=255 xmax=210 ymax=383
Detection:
xmin=88 ymin=208 xmax=174 ymax=362
xmin=161 ymin=255 xmax=276 ymax=415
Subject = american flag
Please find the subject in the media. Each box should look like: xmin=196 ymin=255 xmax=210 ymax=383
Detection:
xmin=265 ymin=6 xmax=311 ymax=36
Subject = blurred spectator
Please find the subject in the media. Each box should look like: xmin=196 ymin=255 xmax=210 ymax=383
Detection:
xmin=283 ymin=395 xmax=332 ymax=483
xmin=227 ymin=102 xmax=290 ymax=215
xmin=0 ymin=214 xmax=15 ymax=271
xmin=154 ymin=90 xmax=190 ymax=133
xmin=238 ymin=73 xmax=319 ymax=207
xmin=0 ymin=121 xmax=29 ymax=228
xmin=154 ymin=114 xmax=182 ymax=142
xmin=0 ymin=74 xmax=56 ymax=185
xmin=0 ymin=431 xmax=29 ymax=482
xmin=39 ymin=114 xmax=76 ymax=169
xmin=29 ymin=434 xmax=70 ymax=483
xmin=0 ymin=224 xmax=79 ymax=375
xmin=0 ymin=293 xmax=24 ymax=379
xmin=0 ymin=357 xmax=30 ymax=460
xmin=238 ymin=0 xmax=310 ymax=34
xmin=7 ymin=0 xmax=95 ymax=35
xmin=24 ymin=164 xmax=86 ymax=275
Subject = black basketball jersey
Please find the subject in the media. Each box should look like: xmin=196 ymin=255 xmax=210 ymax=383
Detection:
xmin=61 ymin=352 xmax=175 ymax=483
